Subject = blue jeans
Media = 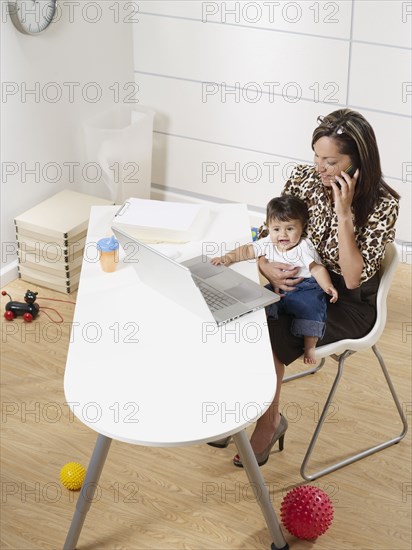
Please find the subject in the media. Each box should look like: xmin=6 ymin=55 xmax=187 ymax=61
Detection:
xmin=265 ymin=277 xmax=327 ymax=338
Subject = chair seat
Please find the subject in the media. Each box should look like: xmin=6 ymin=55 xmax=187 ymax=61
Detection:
xmin=315 ymin=335 xmax=372 ymax=358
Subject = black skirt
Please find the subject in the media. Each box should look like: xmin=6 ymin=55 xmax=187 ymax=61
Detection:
xmin=267 ymin=271 xmax=379 ymax=366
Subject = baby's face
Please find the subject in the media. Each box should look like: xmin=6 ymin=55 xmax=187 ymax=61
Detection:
xmin=268 ymin=218 xmax=303 ymax=252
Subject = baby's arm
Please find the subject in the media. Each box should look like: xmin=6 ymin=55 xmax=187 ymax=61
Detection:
xmin=310 ymin=262 xmax=338 ymax=303
xmin=211 ymin=243 xmax=256 ymax=266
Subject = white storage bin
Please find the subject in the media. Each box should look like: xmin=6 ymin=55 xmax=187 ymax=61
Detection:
xmin=83 ymin=105 xmax=155 ymax=203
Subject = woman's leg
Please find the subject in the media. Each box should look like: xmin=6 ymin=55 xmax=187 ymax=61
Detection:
xmin=249 ymin=352 xmax=285 ymax=453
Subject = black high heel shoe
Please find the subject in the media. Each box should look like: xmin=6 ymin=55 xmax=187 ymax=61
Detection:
xmin=233 ymin=414 xmax=288 ymax=467
xmin=207 ymin=436 xmax=231 ymax=449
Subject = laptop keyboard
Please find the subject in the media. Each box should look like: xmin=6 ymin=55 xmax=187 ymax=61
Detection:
xmin=194 ymin=279 xmax=237 ymax=312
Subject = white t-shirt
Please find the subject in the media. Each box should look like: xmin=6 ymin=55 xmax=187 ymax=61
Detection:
xmin=252 ymin=237 xmax=322 ymax=279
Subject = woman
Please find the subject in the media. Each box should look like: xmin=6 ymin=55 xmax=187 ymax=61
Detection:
xmin=209 ymin=108 xmax=400 ymax=468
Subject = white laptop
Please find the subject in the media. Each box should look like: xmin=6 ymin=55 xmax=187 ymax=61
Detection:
xmin=112 ymin=227 xmax=279 ymax=326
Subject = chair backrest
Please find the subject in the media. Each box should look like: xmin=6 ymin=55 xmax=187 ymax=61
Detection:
xmin=369 ymin=242 xmax=399 ymax=341
xmin=315 ymin=242 xmax=400 ymax=357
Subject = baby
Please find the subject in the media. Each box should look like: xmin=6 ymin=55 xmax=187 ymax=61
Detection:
xmin=211 ymin=195 xmax=338 ymax=364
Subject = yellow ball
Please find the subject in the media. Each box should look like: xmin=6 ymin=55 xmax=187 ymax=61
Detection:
xmin=60 ymin=462 xmax=86 ymax=491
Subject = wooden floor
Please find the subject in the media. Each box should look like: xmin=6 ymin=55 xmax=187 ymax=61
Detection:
xmin=1 ymin=266 xmax=411 ymax=550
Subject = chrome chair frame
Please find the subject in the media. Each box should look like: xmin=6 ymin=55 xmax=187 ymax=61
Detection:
xmin=283 ymin=243 xmax=408 ymax=481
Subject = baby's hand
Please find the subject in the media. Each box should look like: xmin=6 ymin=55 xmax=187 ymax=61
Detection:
xmin=211 ymin=256 xmax=231 ymax=266
xmin=327 ymin=286 xmax=338 ymax=303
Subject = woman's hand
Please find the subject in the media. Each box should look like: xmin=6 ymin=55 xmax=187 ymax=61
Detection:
xmin=330 ymin=168 xmax=359 ymax=217
xmin=258 ymin=257 xmax=303 ymax=292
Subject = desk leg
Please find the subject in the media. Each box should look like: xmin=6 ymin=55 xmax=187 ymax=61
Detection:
xmin=63 ymin=434 xmax=112 ymax=550
xmin=232 ymin=430 xmax=288 ymax=550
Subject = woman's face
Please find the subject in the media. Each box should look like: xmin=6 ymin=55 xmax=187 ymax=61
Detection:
xmin=313 ymin=136 xmax=352 ymax=188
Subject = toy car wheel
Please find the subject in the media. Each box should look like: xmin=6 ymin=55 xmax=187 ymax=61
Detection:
xmin=4 ymin=311 xmax=15 ymax=321
xmin=23 ymin=313 xmax=33 ymax=322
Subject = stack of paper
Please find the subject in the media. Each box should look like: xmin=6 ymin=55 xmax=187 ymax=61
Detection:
xmin=15 ymin=190 xmax=112 ymax=293
xmin=112 ymin=198 xmax=209 ymax=243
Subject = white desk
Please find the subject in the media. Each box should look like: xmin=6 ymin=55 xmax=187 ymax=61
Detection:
xmin=63 ymin=204 xmax=288 ymax=550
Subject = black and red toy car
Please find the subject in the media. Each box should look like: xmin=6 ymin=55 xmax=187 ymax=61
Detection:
xmin=2 ymin=290 xmax=40 ymax=322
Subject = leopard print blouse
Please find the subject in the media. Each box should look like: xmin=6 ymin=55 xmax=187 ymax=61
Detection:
xmin=259 ymin=164 xmax=399 ymax=283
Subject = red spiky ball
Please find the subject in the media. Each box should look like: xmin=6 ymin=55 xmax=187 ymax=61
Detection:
xmin=280 ymin=485 xmax=334 ymax=540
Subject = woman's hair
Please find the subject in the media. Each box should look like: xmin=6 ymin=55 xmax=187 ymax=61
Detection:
xmin=312 ymin=108 xmax=400 ymax=227
xmin=266 ymin=195 xmax=308 ymax=228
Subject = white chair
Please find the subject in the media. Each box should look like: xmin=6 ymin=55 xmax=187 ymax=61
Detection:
xmin=283 ymin=242 xmax=408 ymax=481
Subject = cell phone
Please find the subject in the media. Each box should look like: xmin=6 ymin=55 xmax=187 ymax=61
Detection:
xmin=344 ymin=164 xmax=357 ymax=178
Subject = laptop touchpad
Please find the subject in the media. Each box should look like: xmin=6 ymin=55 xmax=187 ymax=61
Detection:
xmin=224 ymin=282 xmax=263 ymax=303
xmin=189 ymin=262 xmax=225 ymax=279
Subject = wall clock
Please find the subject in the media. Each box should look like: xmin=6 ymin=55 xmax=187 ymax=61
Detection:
xmin=8 ymin=0 xmax=57 ymax=35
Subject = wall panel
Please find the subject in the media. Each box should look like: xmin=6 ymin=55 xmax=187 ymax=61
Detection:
xmin=138 ymin=0 xmax=352 ymax=39
xmin=137 ymin=73 xmax=410 ymax=182
xmin=349 ymin=43 xmax=411 ymax=115
xmin=151 ymin=133 xmax=306 ymax=209
xmin=134 ymin=14 xmax=349 ymax=104
xmin=352 ymin=0 xmax=411 ymax=48
xmin=136 ymin=73 xmax=337 ymax=159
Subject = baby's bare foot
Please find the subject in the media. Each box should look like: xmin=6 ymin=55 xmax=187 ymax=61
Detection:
xmin=304 ymin=347 xmax=317 ymax=364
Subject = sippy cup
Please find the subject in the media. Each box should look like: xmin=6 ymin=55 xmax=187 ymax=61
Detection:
xmin=97 ymin=236 xmax=119 ymax=273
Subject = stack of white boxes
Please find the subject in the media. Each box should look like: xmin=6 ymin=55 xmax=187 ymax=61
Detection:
xmin=15 ymin=190 xmax=112 ymax=294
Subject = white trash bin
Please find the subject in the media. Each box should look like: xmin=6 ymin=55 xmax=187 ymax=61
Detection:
xmin=83 ymin=105 xmax=155 ymax=203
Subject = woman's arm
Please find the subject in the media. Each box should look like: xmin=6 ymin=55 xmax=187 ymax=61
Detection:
xmin=336 ymin=215 xmax=364 ymax=288
xmin=331 ymin=170 xmax=364 ymax=288
xmin=332 ymin=170 xmax=399 ymax=286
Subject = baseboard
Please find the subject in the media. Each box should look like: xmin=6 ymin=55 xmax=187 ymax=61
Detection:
xmin=0 ymin=259 xmax=19 ymax=287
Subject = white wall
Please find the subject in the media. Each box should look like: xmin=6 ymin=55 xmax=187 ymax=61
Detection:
xmin=1 ymin=0 xmax=135 ymax=273
xmin=133 ymin=0 xmax=412 ymax=244
xmin=2 ymin=0 xmax=411 ymax=277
